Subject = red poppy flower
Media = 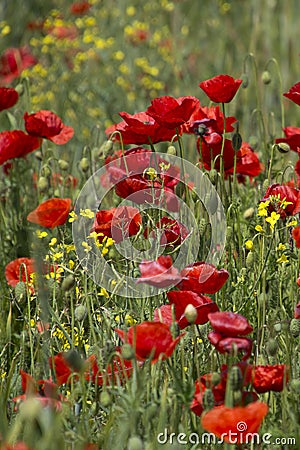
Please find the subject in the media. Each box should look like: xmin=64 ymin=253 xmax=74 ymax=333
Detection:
xmin=153 ymin=304 xmax=174 ymax=327
xmin=179 ymin=262 xmax=229 ymax=294
xmin=136 ymin=255 xmax=181 ymax=288
xmin=208 ymin=331 xmax=253 ymax=360
xmin=0 ymin=130 xmax=41 ymax=165
xmin=85 ymin=351 xmax=133 ymax=386
xmin=24 ymin=110 xmax=74 ymax=145
xmin=49 ymin=352 xmax=74 ymax=385
xmin=146 ymin=95 xmax=200 ymax=129
xmin=201 ymin=402 xmax=268 ymax=444
xmin=275 ymin=126 xmax=300 ymax=152
xmin=0 ymin=87 xmax=18 ymax=111
xmin=283 ymin=81 xmax=300 ymax=106
xmin=208 ymin=311 xmax=253 ymax=337
xmin=261 ymin=183 xmax=300 ymax=217
xmin=199 ymin=74 xmax=242 ymax=103
xmin=92 ymin=206 xmax=142 ymax=244
xmin=0 ymin=46 xmax=37 ymax=85
xmin=70 ymin=1 xmax=92 ymax=15
xmin=12 ymin=370 xmax=64 ymax=411
xmin=198 ymin=139 xmax=262 ymax=178
xmin=292 ymin=226 xmax=300 ymax=248
xmin=146 ymin=216 xmax=189 ymax=247
xmin=115 ymin=321 xmax=184 ymax=364
xmin=167 ymin=290 xmax=219 ymax=328
xmin=1 ymin=443 xmax=33 ymax=450
xmin=190 ymin=373 xmax=226 ymax=416
xmin=105 ymin=111 xmax=176 ymax=145
xmin=252 ymin=364 xmax=288 ymax=394
xmin=183 ymin=104 xmax=237 ymax=135
xmin=294 ymin=300 xmax=300 ymax=317
xmin=27 ymin=198 xmax=72 ymax=228
xmin=5 ymin=257 xmax=35 ymax=288
xmin=47 ymin=25 xmax=78 ymax=40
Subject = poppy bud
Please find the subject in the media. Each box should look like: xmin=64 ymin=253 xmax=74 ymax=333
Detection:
xmin=248 ymin=135 xmax=258 ymax=149
xmin=127 ymin=436 xmax=143 ymax=450
xmin=65 ymin=349 xmax=85 ymax=371
xmin=211 ymin=372 xmax=221 ymax=386
xmin=290 ymin=318 xmax=300 ymax=337
xmin=75 ymin=304 xmax=87 ymax=321
xmin=184 ymin=303 xmax=198 ymax=324
xmin=232 ymin=132 xmax=242 ymax=152
xmin=80 ymin=157 xmax=90 ymax=172
xmin=274 ymin=322 xmax=282 ymax=333
xmin=229 ymin=365 xmax=243 ymax=391
xmin=246 ymin=251 xmax=255 ymax=268
xmin=197 ymin=218 xmax=205 ymax=235
xmin=266 ymin=338 xmax=278 ymax=356
xmin=262 ymin=70 xmax=272 ymax=85
xmin=290 ymin=379 xmax=300 ymax=393
xmin=103 ymin=139 xmax=114 ymax=153
xmin=241 ymin=73 xmax=249 ymax=88
xmin=262 ymin=179 xmax=270 ymax=192
xmin=203 ymin=388 xmax=215 ymax=410
xmin=276 ymin=142 xmax=290 ymax=154
xmin=41 ymin=166 xmax=51 ymax=177
xmin=15 ymin=84 xmax=24 ymax=95
xmin=100 ymin=391 xmax=112 ymax=407
xmin=15 ymin=281 xmax=27 ymax=301
xmin=121 ymin=343 xmax=135 ymax=360
xmin=58 ymin=159 xmax=69 ymax=171
xmin=61 ymin=274 xmax=75 ymax=292
xmin=35 ymin=151 xmax=43 ymax=161
xmin=167 ymin=145 xmax=176 ymax=155
xmin=243 ymin=207 xmax=255 ymax=219
xmin=233 ymin=390 xmax=242 ymax=405
xmin=208 ymin=168 xmax=218 ymax=185
xmin=37 ymin=176 xmax=49 ymax=192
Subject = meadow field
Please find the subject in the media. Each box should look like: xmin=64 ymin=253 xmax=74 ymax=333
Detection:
xmin=0 ymin=1 xmax=300 ymax=449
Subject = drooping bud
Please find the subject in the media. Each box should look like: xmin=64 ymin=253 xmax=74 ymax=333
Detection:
xmin=243 ymin=207 xmax=255 ymax=219
xmin=167 ymin=145 xmax=176 ymax=155
xmin=208 ymin=168 xmax=218 ymax=185
xmin=262 ymin=70 xmax=272 ymax=85
xmin=246 ymin=251 xmax=255 ymax=268
xmin=100 ymin=391 xmax=112 ymax=407
xmin=241 ymin=73 xmax=249 ymax=89
xmin=75 ymin=305 xmax=87 ymax=322
xmin=127 ymin=436 xmax=143 ymax=450
xmin=58 ymin=159 xmax=69 ymax=171
xmin=276 ymin=142 xmax=290 ymax=154
xmin=184 ymin=304 xmax=198 ymax=324
xmin=121 ymin=343 xmax=135 ymax=360
xmin=61 ymin=274 xmax=75 ymax=292
xmin=37 ymin=176 xmax=48 ymax=192
xmin=266 ymin=338 xmax=278 ymax=356
xmin=211 ymin=372 xmax=221 ymax=386
xmin=79 ymin=157 xmax=90 ymax=172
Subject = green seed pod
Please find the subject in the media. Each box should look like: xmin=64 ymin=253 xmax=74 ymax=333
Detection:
xmin=232 ymin=132 xmax=243 ymax=152
xmin=100 ymin=391 xmax=112 ymax=407
xmin=15 ymin=281 xmax=27 ymax=301
xmin=211 ymin=372 xmax=221 ymax=386
xmin=184 ymin=304 xmax=197 ymax=324
xmin=229 ymin=366 xmax=243 ymax=391
xmin=37 ymin=176 xmax=49 ymax=192
xmin=266 ymin=338 xmax=278 ymax=356
xmin=203 ymin=388 xmax=215 ymax=410
xmin=121 ymin=343 xmax=135 ymax=360
xmin=167 ymin=145 xmax=176 ymax=155
xmin=127 ymin=436 xmax=143 ymax=450
xmin=58 ymin=159 xmax=69 ymax=171
xmin=208 ymin=168 xmax=218 ymax=185
xmin=290 ymin=318 xmax=300 ymax=337
xmin=290 ymin=379 xmax=300 ymax=393
xmin=61 ymin=274 xmax=75 ymax=292
xmin=262 ymin=70 xmax=272 ymax=85
xmin=80 ymin=157 xmax=90 ymax=172
xmin=75 ymin=304 xmax=87 ymax=322
xmin=241 ymin=73 xmax=249 ymax=89
xmin=276 ymin=142 xmax=290 ymax=154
